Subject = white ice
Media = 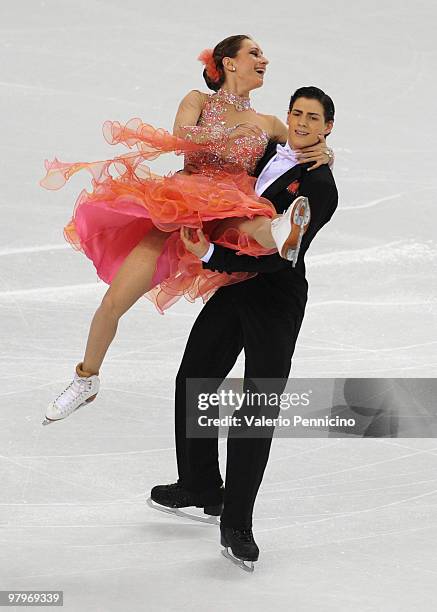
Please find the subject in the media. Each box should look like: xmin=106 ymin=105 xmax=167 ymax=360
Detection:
xmin=0 ymin=1 xmax=436 ymax=611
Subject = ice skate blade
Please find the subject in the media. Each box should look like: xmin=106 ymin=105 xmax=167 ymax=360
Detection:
xmin=221 ymin=547 xmax=255 ymax=572
xmin=277 ymin=195 xmax=310 ymax=266
xmin=42 ymin=395 xmax=97 ymax=426
xmin=42 ymin=411 xmax=79 ymax=426
xmin=146 ymin=497 xmax=220 ymax=525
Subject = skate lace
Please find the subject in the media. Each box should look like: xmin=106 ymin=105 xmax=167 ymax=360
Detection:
xmin=54 ymin=376 xmax=93 ymax=412
xmin=163 ymin=483 xmax=199 ymax=505
xmin=171 ymin=483 xmax=192 ymax=503
xmin=233 ymin=528 xmax=254 ymax=543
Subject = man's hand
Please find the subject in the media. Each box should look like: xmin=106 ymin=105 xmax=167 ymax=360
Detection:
xmin=180 ymin=226 xmax=210 ymax=259
xmin=295 ymin=134 xmax=333 ymax=171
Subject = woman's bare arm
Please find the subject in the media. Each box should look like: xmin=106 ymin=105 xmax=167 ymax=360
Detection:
xmin=172 ymin=89 xmax=229 ymax=150
xmin=267 ymin=115 xmax=288 ymax=142
xmin=172 ymin=90 xmax=205 ymax=138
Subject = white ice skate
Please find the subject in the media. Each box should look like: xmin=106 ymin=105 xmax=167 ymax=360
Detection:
xmin=42 ymin=366 xmax=100 ymax=426
xmin=270 ymin=195 xmax=311 ymax=266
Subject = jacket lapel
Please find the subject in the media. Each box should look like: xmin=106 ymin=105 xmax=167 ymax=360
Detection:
xmin=260 ymin=163 xmax=304 ymax=201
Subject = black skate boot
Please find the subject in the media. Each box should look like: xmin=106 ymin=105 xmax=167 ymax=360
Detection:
xmin=220 ymin=524 xmax=259 ymax=572
xmin=147 ymin=482 xmax=224 ymax=524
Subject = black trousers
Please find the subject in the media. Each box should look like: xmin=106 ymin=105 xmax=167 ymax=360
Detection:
xmin=175 ymin=275 xmax=306 ymax=528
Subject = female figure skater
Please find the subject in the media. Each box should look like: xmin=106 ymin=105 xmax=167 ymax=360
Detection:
xmin=40 ymin=34 xmax=333 ymax=425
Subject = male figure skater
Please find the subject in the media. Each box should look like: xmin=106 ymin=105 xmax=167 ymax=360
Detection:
xmin=149 ymin=86 xmax=338 ymax=569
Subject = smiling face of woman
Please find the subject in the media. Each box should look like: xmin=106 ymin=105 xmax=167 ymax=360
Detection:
xmin=222 ymin=38 xmax=269 ymax=92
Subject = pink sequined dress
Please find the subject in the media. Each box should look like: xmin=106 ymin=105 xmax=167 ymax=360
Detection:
xmin=39 ymin=89 xmax=276 ymax=313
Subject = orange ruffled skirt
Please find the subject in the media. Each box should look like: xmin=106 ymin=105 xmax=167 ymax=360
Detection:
xmin=39 ymin=118 xmax=276 ymax=313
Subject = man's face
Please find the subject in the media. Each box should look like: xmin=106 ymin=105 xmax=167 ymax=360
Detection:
xmin=287 ymin=97 xmax=333 ymax=149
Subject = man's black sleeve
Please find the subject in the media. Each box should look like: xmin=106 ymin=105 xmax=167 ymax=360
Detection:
xmin=297 ymin=179 xmax=338 ymax=254
xmin=202 ymin=245 xmax=290 ymax=274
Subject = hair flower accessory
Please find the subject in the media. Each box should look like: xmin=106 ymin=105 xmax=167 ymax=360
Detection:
xmin=198 ymin=48 xmax=221 ymax=82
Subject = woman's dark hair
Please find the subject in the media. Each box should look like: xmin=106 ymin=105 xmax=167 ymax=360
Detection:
xmin=203 ymin=34 xmax=251 ymax=92
xmin=288 ymin=86 xmax=335 ymax=123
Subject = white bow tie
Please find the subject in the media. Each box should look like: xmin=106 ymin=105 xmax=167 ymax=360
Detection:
xmin=275 ymin=143 xmax=298 ymax=163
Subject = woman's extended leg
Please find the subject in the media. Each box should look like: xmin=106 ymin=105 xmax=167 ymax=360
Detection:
xmin=211 ymin=216 xmax=278 ymax=249
xmin=81 ymin=228 xmax=169 ymax=375
xmin=210 ymin=196 xmax=310 ymax=259
xmin=43 ymin=228 xmax=169 ymax=424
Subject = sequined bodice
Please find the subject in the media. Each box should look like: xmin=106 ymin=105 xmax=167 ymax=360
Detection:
xmin=183 ymin=91 xmax=269 ymax=175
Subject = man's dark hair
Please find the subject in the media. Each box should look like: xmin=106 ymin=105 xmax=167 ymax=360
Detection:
xmin=288 ymin=86 xmax=335 ymax=123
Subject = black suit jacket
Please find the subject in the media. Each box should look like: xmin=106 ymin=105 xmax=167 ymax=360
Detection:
xmin=202 ymin=141 xmax=338 ymax=287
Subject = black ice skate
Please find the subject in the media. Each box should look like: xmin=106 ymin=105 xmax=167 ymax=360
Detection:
xmin=220 ymin=525 xmax=259 ymax=572
xmin=146 ymin=482 xmax=224 ymax=525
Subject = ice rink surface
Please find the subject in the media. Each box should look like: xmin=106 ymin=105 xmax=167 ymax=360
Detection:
xmin=1 ymin=1 xmax=436 ymax=610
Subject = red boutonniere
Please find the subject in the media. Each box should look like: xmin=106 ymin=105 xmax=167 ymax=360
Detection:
xmin=287 ymin=180 xmax=299 ymax=195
